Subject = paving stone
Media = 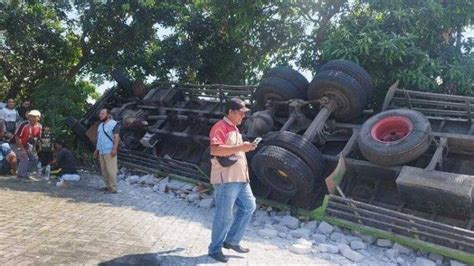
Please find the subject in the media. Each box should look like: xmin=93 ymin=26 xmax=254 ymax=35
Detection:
xmin=359 ymin=250 xmax=371 ymax=257
xmin=340 ymin=248 xmax=364 ymax=262
xmin=295 ymin=238 xmax=313 ymax=247
xmin=272 ymin=224 xmax=288 ymax=233
xmin=312 ymin=233 xmax=326 ymax=243
xmin=376 ymin=238 xmax=393 ymax=247
xmin=330 ymin=232 xmax=345 ymax=242
xmin=279 ymin=215 xmax=299 ymax=230
xmin=0 ymin=173 xmax=409 ymax=265
xmin=278 ymin=233 xmax=287 ymax=238
xmin=350 ymin=240 xmax=366 ymax=250
xmin=345 ymin=235 xmax=362 ymax=243
xmin=397 ymin=257 xmax=406 ymax=266
xmin=186 ymin=193 xmax=200 ymax=202
xmin=126 ymin=175 xmax=140 ymax=184
xmin=289 ymin=244 xmax=311 ymax=255
xmin=392 ymin=243 xmax=413 ymax=254
xmin=414 ymin=257 xmax=436 ymax=266
xmin=450 ymin=260 xmax=466 ymax=266
xmin=198 ymin=197 xmax=214 ymax=208
xmin=157 ymin=182 xmax=167 ymax=193
xmin=139 ymin=174 xmax=157 ymax=186
xmin=290 ymin=228 xmax=311 ymax=239
xmin=264 ymin=222 xmax=274 ymax=229
xmin=303 ymin=221 xmax=318 ymax=232
xmin=318 ymin=244 xmax=339 ymax=254
xmin=257 ymin=228 xmax=278 ymax=239
xmin=428 ymin=252 xmax=444 ymax=262
xmin=361 ymin=235 xmax=376 ymax=244
xmin=152 ymin=184 xmax=161 ymax=192
xmin=167 ymin=180 xmax=187 ymax=190
xmin=385 ymin=248 xmax=399 ymax=260
xmin=336 ymin=243 xmax=350 ymax=252
xmin=180 ymin=184 xmax=195 ymax=192
xmin=317 ymin=221 xmax=334 ymax=235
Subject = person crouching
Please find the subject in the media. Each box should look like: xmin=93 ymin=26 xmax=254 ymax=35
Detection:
xmin=0 ymin=124 xmax=17 ymax=175
xmin=50 ymin=140 xmax=80 ymax=187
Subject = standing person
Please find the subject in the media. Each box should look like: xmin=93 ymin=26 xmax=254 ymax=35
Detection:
xmin=94 ymin=108 xmax=120 ymax=194
xmin=0 ymin=124 xmax=17 ymax=175
xmin=207 ymin=98 xmax=257 ymax=263
xmin=49 ymin=140 xmax=80 ymax=187
xmin=17 ymin=100 xmax=31 ymax=120
xmin=15 ymin=110 xmax=42 ymax=180
xmin=38 ymin=126 xmax=53 ymax=166
xmin=0 ymin=99 xmax=20 ymax=136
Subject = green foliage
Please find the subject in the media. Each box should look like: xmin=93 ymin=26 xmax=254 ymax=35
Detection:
xmin=0 ymin=1 xmax=77 ymax=98
xmin=30 ymin=79 xmax=98 ymax=145
xmin=1 ymin=0 xmax=474 ymax=123
xmin=0 ymin=0 xmax=179 ymax=99
xmin=316 ymin=0 xmax=474 ymax=106
xmin=146 ymin=1 xmax=307 ymax=84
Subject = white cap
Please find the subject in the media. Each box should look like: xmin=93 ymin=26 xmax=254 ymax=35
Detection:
xmin=28 ymin=110 xmax=41 ymax=118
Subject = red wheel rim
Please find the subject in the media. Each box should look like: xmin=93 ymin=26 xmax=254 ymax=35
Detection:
xmin=370 ymin=116 xmax=413 ymax=143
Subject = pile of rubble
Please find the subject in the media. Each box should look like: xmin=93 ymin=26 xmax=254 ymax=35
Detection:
xmin=116 ymin=168 xmax=466 ymax=266
xmin=118 ymin=168 xmax=214 ymax=208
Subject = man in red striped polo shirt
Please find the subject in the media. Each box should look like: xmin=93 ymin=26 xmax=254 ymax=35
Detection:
xmin=207 ymin=98 xmax=257 ymax=263
xmin=15 ymin=110 xmax=42 ymax=179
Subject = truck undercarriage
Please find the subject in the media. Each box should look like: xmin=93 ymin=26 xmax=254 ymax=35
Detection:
xmin=67 ymin=62 xmax=474 ymax=263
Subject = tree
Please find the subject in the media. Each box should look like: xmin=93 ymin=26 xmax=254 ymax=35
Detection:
xmin=145 ymin=1 xmax=308 ymax=84
xmin=0 ymin=0 xmax=180 ymax=99
xmin=31 ymin=79 xmax=98 ymax=143
xmin=314 ymin=0 xmax=474 ymax=105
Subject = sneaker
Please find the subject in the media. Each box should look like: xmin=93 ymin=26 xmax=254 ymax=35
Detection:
xmin=28 ymin=176 xmax=39 ymax=181
xmin=56 ymin=181 xmax=65 ymax=187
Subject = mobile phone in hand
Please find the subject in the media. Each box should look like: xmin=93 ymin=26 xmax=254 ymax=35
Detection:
xmin=253 ymin=137 xmax=262 ymax=146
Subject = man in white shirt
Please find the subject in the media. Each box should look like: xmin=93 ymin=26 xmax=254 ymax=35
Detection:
xmin=0 ymin=99 xmax=20 ymax=135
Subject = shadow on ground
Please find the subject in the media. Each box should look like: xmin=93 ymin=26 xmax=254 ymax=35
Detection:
xmin=98 ymin=248 xmax=243 ymax=265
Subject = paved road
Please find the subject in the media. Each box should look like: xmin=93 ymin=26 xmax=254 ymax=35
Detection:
xmin=0 ymin=173 xmax=338 ymax=265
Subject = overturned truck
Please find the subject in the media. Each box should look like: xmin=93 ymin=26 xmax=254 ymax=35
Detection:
xmin=67 ymin=60 xmax=474 ymax=263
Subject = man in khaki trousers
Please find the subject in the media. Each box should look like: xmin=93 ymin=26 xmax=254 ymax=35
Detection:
xmin=94 ymin=108 xmax=120 ymax=193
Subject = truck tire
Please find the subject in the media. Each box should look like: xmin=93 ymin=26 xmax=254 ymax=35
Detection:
xmin=256 ymin=76 xmax=305 ymax=110
xmin=291 ymin=183 xmax=328 ymax=209
xmin=307 ymin=70 xmax=367 ymax=122
xmin=358 ymin=109 xmax=432 ymax=166
xmin=251 ymin=145 xmax=314 ymax=197
xmin=263 ymin=131 xmax=325 ymax=182
xmin=263 ymin=66 xmax=309 ymax=95
xmin=319 ymin=59 xmax=374 ymax=102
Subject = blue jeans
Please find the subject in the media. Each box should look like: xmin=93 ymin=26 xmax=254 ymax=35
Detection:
xmin=208 ymin=182 xmax=256 ymax=254
xmin=17 ymin=149 xmax=38 ymax=178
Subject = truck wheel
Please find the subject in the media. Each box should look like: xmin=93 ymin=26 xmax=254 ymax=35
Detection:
xmin=264 ymin=131 xmax=325 ymax=182
xmin=263 ymin=66 xmax=309 ymax=95
xmin=307 ymin=70 xmax=367 ymax=122
xmin=255 ymin=76 xmax=305 ymax=110
xmin=319 ymin=59 xmax=374 ymax=102
xmin=358 ymin=109 xmax=432 ymax=166
xmin=291 ymin=183 xmax=328 ymax=209
xmin=251 ymin=145 xmax=314 ymax=197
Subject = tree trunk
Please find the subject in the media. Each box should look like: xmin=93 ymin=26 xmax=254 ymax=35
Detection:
xmin=65 ymin=56 xmax=87 ymax=81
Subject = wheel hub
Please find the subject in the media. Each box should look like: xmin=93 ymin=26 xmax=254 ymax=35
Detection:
xmin=371 ymin=116 xmax=414 ymax=143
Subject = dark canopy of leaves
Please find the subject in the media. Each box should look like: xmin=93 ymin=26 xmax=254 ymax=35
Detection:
xmin=0 ymin=0 xmax=473 ymax=111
